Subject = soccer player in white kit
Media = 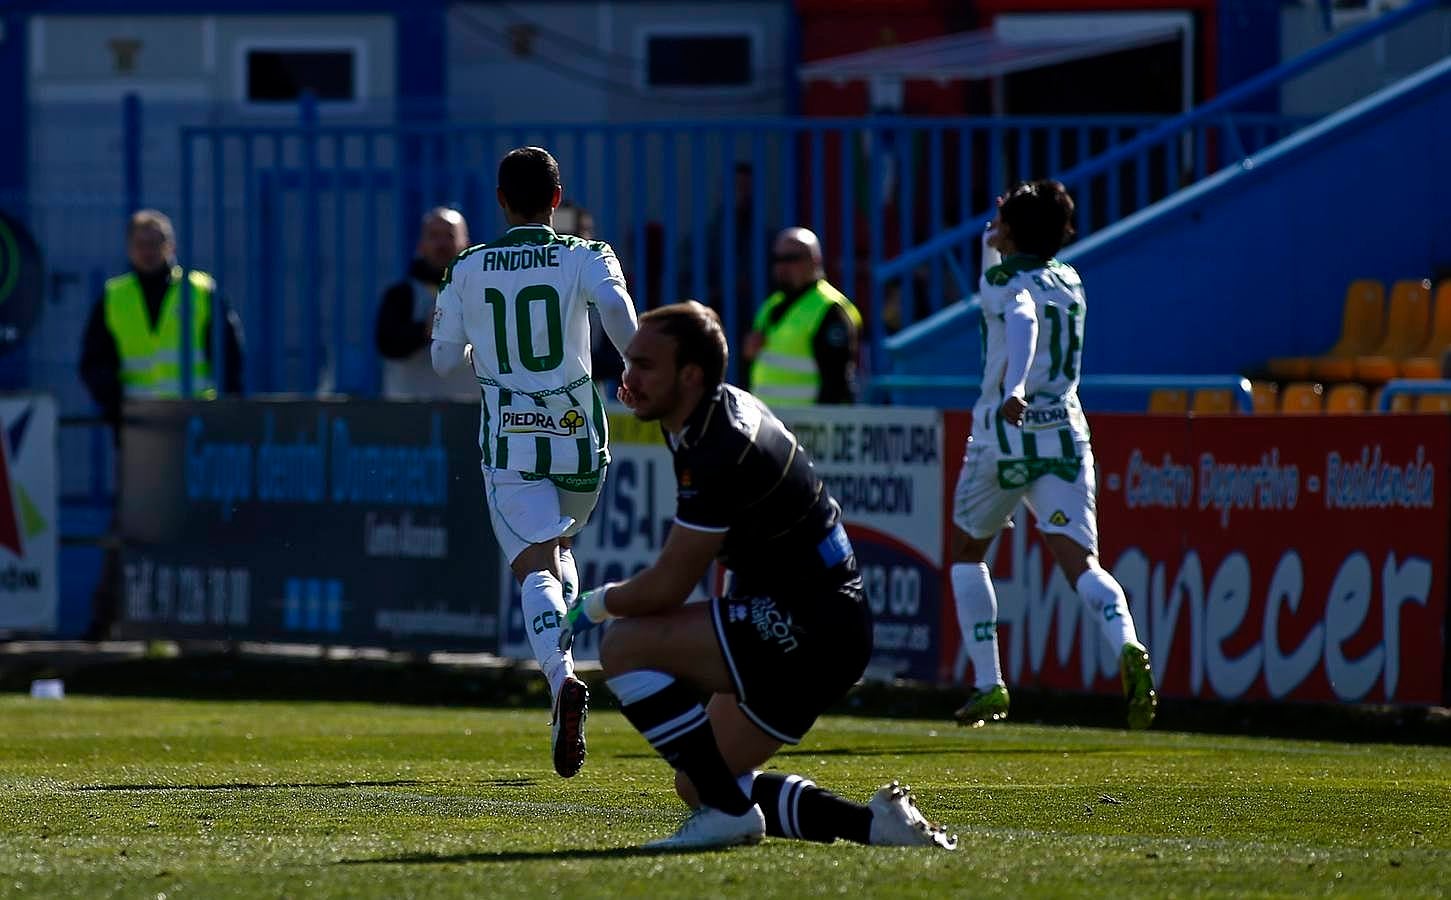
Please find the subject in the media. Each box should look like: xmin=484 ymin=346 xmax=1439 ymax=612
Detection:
xmin=431 ymin=147 xmax=639 ymax=776
xmin=948 ymin=179 xmax=1157 ymax=730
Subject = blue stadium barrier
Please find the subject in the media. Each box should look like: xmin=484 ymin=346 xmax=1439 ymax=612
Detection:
xmin=1378 ymin=379 xmax=1451 ymax=411
xmin=867 ymin=374 xmax=1254 ymax=414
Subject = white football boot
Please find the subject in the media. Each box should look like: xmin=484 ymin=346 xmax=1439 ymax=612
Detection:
xmin=868 ymin=782 xmax=959 ymax=850
xmin=643 ymin=804 xmax=767 ymax=851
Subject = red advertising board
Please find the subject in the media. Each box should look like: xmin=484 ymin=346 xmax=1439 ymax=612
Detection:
xmin=940 ymin=413 xmax=1449 ymax=705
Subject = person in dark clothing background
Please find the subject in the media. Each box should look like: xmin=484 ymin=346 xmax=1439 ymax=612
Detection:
xmin=77 ymin=208 xmax=245 ymax=640
xmin=742 ymin=227 xmax=861 ymax=407
xmin=79 ymin=209 xmax=244 ymax=430
xmin=374 ymin=206 xmax=477 ymax=400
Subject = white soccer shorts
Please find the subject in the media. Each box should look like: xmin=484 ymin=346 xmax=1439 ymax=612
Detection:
xmin=483 ymin=467 xmax=604 ymax=565
xmin=951 ymin=430 xmax=1100 ymax=555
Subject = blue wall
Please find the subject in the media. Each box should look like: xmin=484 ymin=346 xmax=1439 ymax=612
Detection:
xmin=886 ymin=54 xmax=1451 ymax=400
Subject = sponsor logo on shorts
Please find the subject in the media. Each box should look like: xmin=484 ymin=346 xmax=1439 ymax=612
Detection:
xmin=1048 ymin=510 xmax=1070 ymax=527
xmin=729 ymin=604 xmax=749 ymax=623
xmin=750 ymin=596 xmax=798 ymax=653
xmin=501 ymin=407 xmax=586 ymax=437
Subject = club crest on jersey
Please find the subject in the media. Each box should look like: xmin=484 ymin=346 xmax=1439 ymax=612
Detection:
xmin=1048 ymin=510 xmax=1070 ymax=526
xmin=500 ymin=406 xmax=587 ymax=437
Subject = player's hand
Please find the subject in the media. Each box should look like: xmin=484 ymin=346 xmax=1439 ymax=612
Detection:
xmin=616 ymin=383 xmax=637 ymax=410
xmin=999 ymin=395 xmax=1026 ymax=428
xmin=558 ymin=586 xmax=615 ymax=652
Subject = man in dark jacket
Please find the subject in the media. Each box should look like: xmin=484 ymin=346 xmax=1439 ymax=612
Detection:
xmin=375 ymin=207 xmax=477 ymax=400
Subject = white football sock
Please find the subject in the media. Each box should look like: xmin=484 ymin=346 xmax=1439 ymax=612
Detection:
xmin=951 ymin=562 xmax=1004 ymax=690
xmin=1075 ymin=567 xmax=1141 ymax=651
xmin=558 ymin=547 xmax=579 ymax=608
xmin=521 ymin=570 xmax=574 ymax=698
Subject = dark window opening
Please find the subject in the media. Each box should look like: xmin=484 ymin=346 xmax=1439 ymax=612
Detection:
xmin=646 ymin=35 xmax=752 ymax=88
xmin=247 ymin=49 xmax=356 ymax=103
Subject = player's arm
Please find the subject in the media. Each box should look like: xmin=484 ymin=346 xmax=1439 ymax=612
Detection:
xmin=999 ymin=286 xmax=1038 ymax=425
xmin=981 ymin=220 xmax=1002 ymax=274
xmin=586 ymin=246 xmax=639 ymax=354
xmin=430 ymin=263 xmax=470 ymax=375
xmin=605 ymin=523 xmax=723 ymax=616
xmin=558 ymin=523 xmax=723 ymax=649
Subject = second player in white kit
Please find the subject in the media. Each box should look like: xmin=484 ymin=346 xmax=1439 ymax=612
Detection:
xmin=432 ymin=147 xmax=639 ymax=777
xmin=947 ymin=179 xmax=1157 ymax=731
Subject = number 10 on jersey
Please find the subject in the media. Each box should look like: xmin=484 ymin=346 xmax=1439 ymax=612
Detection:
xmin=484 ymin=284 xmax=565 ymax=374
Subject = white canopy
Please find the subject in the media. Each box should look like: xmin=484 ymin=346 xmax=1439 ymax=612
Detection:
xmin=799 ymin=20 xmax=1184 ymax=84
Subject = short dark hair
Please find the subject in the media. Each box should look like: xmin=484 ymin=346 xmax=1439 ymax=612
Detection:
xmin=1000 ymin=179 xmax=1076 ymax=258
xmin=498 ymin=147 xmax=561 ymax=218
xmin=639 ymin=300 xmax=728 ymax=390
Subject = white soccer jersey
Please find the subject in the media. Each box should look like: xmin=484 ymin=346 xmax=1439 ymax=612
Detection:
xmin=434 ymin=224 xmax=625 ymax=476
xmin=977 ymin=255 xmax=1091 ymax=458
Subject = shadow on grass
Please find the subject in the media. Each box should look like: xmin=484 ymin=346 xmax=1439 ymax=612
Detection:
xmin=71 ymin=779 xmax=431 ymax=792
xmin=339 ymin=846 xmax=714 ymax=865
xmin=614 ymin=745 xmax=1127 ymax=760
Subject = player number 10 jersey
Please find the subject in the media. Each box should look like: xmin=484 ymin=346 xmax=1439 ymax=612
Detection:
xmin=434 ymin=225 xmax=623 ymax=476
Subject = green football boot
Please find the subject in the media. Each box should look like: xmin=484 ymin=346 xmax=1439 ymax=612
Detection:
xmin=953 ymin=684 xmax=1010 ymax=727
xmin=1120 ymin=643 xmax=1158 ymax=730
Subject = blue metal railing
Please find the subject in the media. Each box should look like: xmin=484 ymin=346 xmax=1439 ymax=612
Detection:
xmin=868 ymin=374 xmax=1255 ymax=413
xmin=874 ymin=0 xmax=1451 ymax=375
xmin=173 ymin=111 xmax=1236 ymax=395
xmin=1378 ymin=379 xmax=1451 ymax=411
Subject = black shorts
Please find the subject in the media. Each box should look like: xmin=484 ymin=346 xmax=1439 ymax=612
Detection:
xmin=709 ymin=577 xmax=872 ymax=744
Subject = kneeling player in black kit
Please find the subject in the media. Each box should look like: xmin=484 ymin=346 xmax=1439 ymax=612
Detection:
xmin=559 ymin=301 xmax=957 ymax=850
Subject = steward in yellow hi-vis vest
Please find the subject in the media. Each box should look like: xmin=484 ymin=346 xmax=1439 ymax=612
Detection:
xmin=103 ymin=266 xmax=217 ymax=398
xmin=746 ymin=227 xmax=861 ymax=407
xmin=80 ymin=209 xmax=245 ymax=429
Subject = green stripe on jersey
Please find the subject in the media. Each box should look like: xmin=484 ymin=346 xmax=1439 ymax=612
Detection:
xmin=1059 ymin=427 xmax=1075 ymax=457
xmin=532 ymin=394 xmax=552 ymax=475
xmin=479 ymin=387 xmax=492 ymax=467
xmin=994 ymin=409 xmax=1012 ymax=454
xmin=496 ymin=388 xmax=512 ymax=469
xmin=1022 ymin=429 xmax=1039 ymax=458
xmin=564 ymin=386 xmax=591 ymax=475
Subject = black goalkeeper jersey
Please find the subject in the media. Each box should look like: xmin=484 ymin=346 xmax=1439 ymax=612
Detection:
xmin=665 ymin=384 xmax=855 ymax=599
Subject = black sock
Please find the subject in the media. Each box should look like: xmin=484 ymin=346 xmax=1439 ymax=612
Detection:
xmin=752 ymin=772 xmax=874 ymax=844
xmin=614 ymin=677 xmax=753 ymax=816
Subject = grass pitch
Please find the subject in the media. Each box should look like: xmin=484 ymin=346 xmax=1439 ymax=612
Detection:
xmin=2 ymin=695 xmax=1449 ymax=898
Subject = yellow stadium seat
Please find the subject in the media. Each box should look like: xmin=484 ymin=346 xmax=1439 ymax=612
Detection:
xmin=1325 ymin=383 xmax=1368 ymax=413
xmin=1148 ymin=389 xmax=1188 ymax=413
xmin=1251 ymin=381 xmax=1278 ymax=414
xmin=1354 ymin=279 xmax=1432 ymax=382
xmin=1280 ymin=382 xmax=1324 ymax=415
xmin=1398 ymin=280 xmax=1451 ymax=377
xmin=1415 ymin=393 xmax=1451 ymax=413
xmin=1269 ymin=280 xmax=1384 ymax=381
xmin=1191 ymin=389 xmax=1235 ymax=414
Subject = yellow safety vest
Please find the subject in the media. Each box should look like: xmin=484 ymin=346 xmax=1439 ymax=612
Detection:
xmin=102 ymin=267 xmax=217 ymax=399
xmin=749 ymin=279 xmax=861 ymax=407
